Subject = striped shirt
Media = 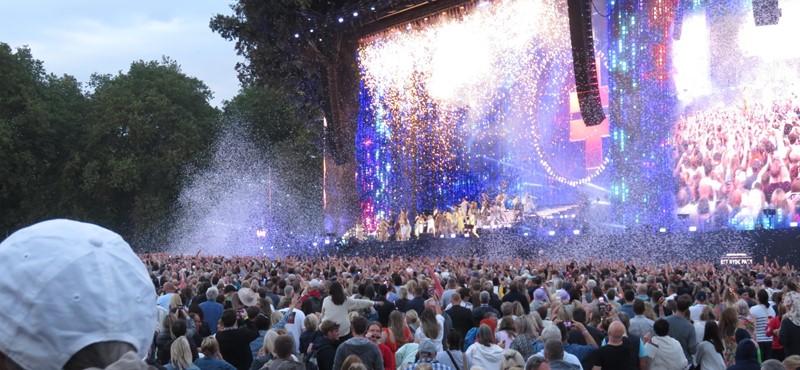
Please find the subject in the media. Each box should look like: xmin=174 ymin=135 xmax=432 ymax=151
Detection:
xmin=749 ymin=304 xmax=776 ymax=342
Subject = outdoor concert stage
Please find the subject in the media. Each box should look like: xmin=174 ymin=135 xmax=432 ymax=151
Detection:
xmin=327 ymin=228 xmax=800 ymax=266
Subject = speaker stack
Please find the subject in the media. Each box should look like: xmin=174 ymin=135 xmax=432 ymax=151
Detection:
xmin=567 ymin=0 xmax=606 ymax=127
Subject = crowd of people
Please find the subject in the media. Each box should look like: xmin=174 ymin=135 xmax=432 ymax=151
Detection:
xmin=353 ymin=193 xmax=549 ymax=242
xmin=5 ymin=219 xmax=800 ymax=370
xmin=137 ymin=249 xmax=800 ymax=370
xmin=672 ymin=93 xmax=800 ymax=230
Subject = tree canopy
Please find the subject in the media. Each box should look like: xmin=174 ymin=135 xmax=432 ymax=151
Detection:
xmin=0 ymin=44 xmax=219 ymax=242
xmin=210 ymin=0 xmax=361 ymax=164
xmin=1 ymin=42 xmax=324 ymax=248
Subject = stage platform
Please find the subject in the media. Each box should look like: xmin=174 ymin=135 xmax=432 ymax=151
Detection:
xmin=321 ymin=228 xmax=800 ymax=266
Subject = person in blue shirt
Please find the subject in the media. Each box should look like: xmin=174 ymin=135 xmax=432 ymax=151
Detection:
xmin=195 ymin=337 xmax=237 ymax=370
xmin=200 ymin=287 xmax=225 ymax=335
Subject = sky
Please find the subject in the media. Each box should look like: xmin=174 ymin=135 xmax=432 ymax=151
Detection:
xmin=0 ymin=1 xmax=243 ymax=107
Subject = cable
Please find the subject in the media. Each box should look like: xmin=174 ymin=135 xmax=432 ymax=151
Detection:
xmin=592 ymin=0 xmax=616 ymax=17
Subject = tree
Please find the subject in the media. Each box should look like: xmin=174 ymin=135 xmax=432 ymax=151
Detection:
xmin=0 ymin=43 xmax=89 ymax=235
xmin=73 ymin=58 xmax=219 ymax=241
xmin=209 ymin=0 xmax=360 ymax=164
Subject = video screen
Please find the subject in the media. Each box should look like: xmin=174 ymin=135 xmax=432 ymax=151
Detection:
xmin=355 ymin=0 xmax=611 ymax=233
xmin=670 ymin=0 xmax=800 ymax=230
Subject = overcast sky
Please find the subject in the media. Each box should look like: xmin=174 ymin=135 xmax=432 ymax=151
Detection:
xmin=0 ymin=1 xmax=242 ymax=107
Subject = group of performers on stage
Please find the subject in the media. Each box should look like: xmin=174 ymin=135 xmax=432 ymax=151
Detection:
xmin=354 ymin=192 xmax=538 ymax=242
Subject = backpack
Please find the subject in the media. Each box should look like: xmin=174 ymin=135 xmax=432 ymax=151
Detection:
xmin=304 ymin=344 xmax=333 ymax=370
xmin=463 ymin=327 xmax=479 ymax=351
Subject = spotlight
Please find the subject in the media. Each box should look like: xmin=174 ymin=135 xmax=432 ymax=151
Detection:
xmin=370 ymin=6 xmax=375 ymax=11
xmin=260 ymin=246 xmax=264 ymax=250
xmin=658 ymin=227 xmax=667 ymax=233
xmin=294 ymin=33 xmax=299 ymax=38
xmin=523 ymin=232 xmax=530 ymax=237
xmin=791 ymin=222 xmax=798 ymax=227
xmin=440 ymin=234 xmax=445 ymax=239
xmin=312 ymin=242 xmax=318 ymax=247
xmin=310 ymin=29 xmax=314 ymax=33
xmin=450 ymin=233 xmax=456 ymax=239
xmin=324 ymin=239 xmax=331 ymax=245
xmin=353 ymin=11 xmax=359 ymax=17
xmin=688 ymin=226 xmax=697 ymax=232
xmin=572 ymin=229 xmax=580 ymax=235
xmin=338 ymin=17 xmax=344 ymax=23
xmin=548 ymin=230 xmax=556 ymax=236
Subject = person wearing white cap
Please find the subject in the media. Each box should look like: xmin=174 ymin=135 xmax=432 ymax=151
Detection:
xmin=0 ymin=219 xmax=158 ymax=370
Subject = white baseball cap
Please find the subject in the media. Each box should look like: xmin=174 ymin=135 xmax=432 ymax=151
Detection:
xmin=0 ymin=219 xmax=156 ymax=370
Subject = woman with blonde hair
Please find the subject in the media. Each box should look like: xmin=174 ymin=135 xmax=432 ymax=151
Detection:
xmin=405 ymin=310 xmax=420 ymax=333
xmin=494 ymin=317 xmax=516 ymax=349
xmin=165 ymin=337 xmax=200 ymax=370
xmin=341 ymin=354 xmax=364 ymax=370
xmin=719 ymin=307 xmax=741 ymax=365
xmin=510 ymin=315 xmax=538 ymax=360
xmin=415 ymin=308 xmax=445 ymax=351
xmin=194 ymin=337 xmax=236 ymax=370
xmin=694 ymin=306 xmax=716 ymax=344
xmin=784 ymin=355 xmax=800 ymax=370
xmin=251 ymin=330 xmax=282 ymax=370
xmin=383 ymin=310 xmax=412 ymax=353
xmin=299 ymin=314 xmax=320 ymax=356
xmin=500 ymin=349 xmax=525 ymax=370
xmin=395 ymin=287 xmax=410 ymax=312
xmin=169 ymin=294 xmax=183 ymax=312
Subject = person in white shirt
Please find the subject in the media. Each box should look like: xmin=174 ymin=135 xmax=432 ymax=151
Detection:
xmin=415 ymin=307 xmax=446 ymax=352
xmin=320 ymin=281 xmax=380 ymax=339
xmin=749 ymin=289 xmax=776 ymax=360
xmin=689 ymin=291 xmax=709 ymax=322
xmin=465 ymin=325 xmax=504 ymax=370
xmin=645 ymin=319 xmax=688 ymax=370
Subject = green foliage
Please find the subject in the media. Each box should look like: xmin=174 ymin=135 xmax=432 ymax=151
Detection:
xmin=0 ymin=45 xmax=220 ymax=242
xmin=209 ymin=0 xmax=361 ymax=164
xmin=0 ymin=43 xmax=326 ymax=246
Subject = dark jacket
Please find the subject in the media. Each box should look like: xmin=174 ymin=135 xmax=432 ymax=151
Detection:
xmin=726 ymin=339 xmax=760 ymax=370
xmin=310 ymin=336 xmax=340 ymax=370
xmin=300 ymin=329 xmax=322 ymax=356
xmin=395 ymin=298 xmax=410 ymax=313
xmin=446 ymin=305 xmax=476 ymax=337
xmin=472 ymin=305 xmax=501 ymax=322
xmin=408 ymin=297 xmax=427 ymax=316
xmin=217 ymin=323 xmax=260 ymax=370
xmin=376 ymin=297 xmax=397 ymax=327
xmin=488 ymin=293 xmax=502 ymax=313
xmin=779 ymin=317 xmax=800 ymax=357
xmin=500 ymin=290 xmax=530 ymax=315
xmin=156 ymin=332 xmax=199 ymax=365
